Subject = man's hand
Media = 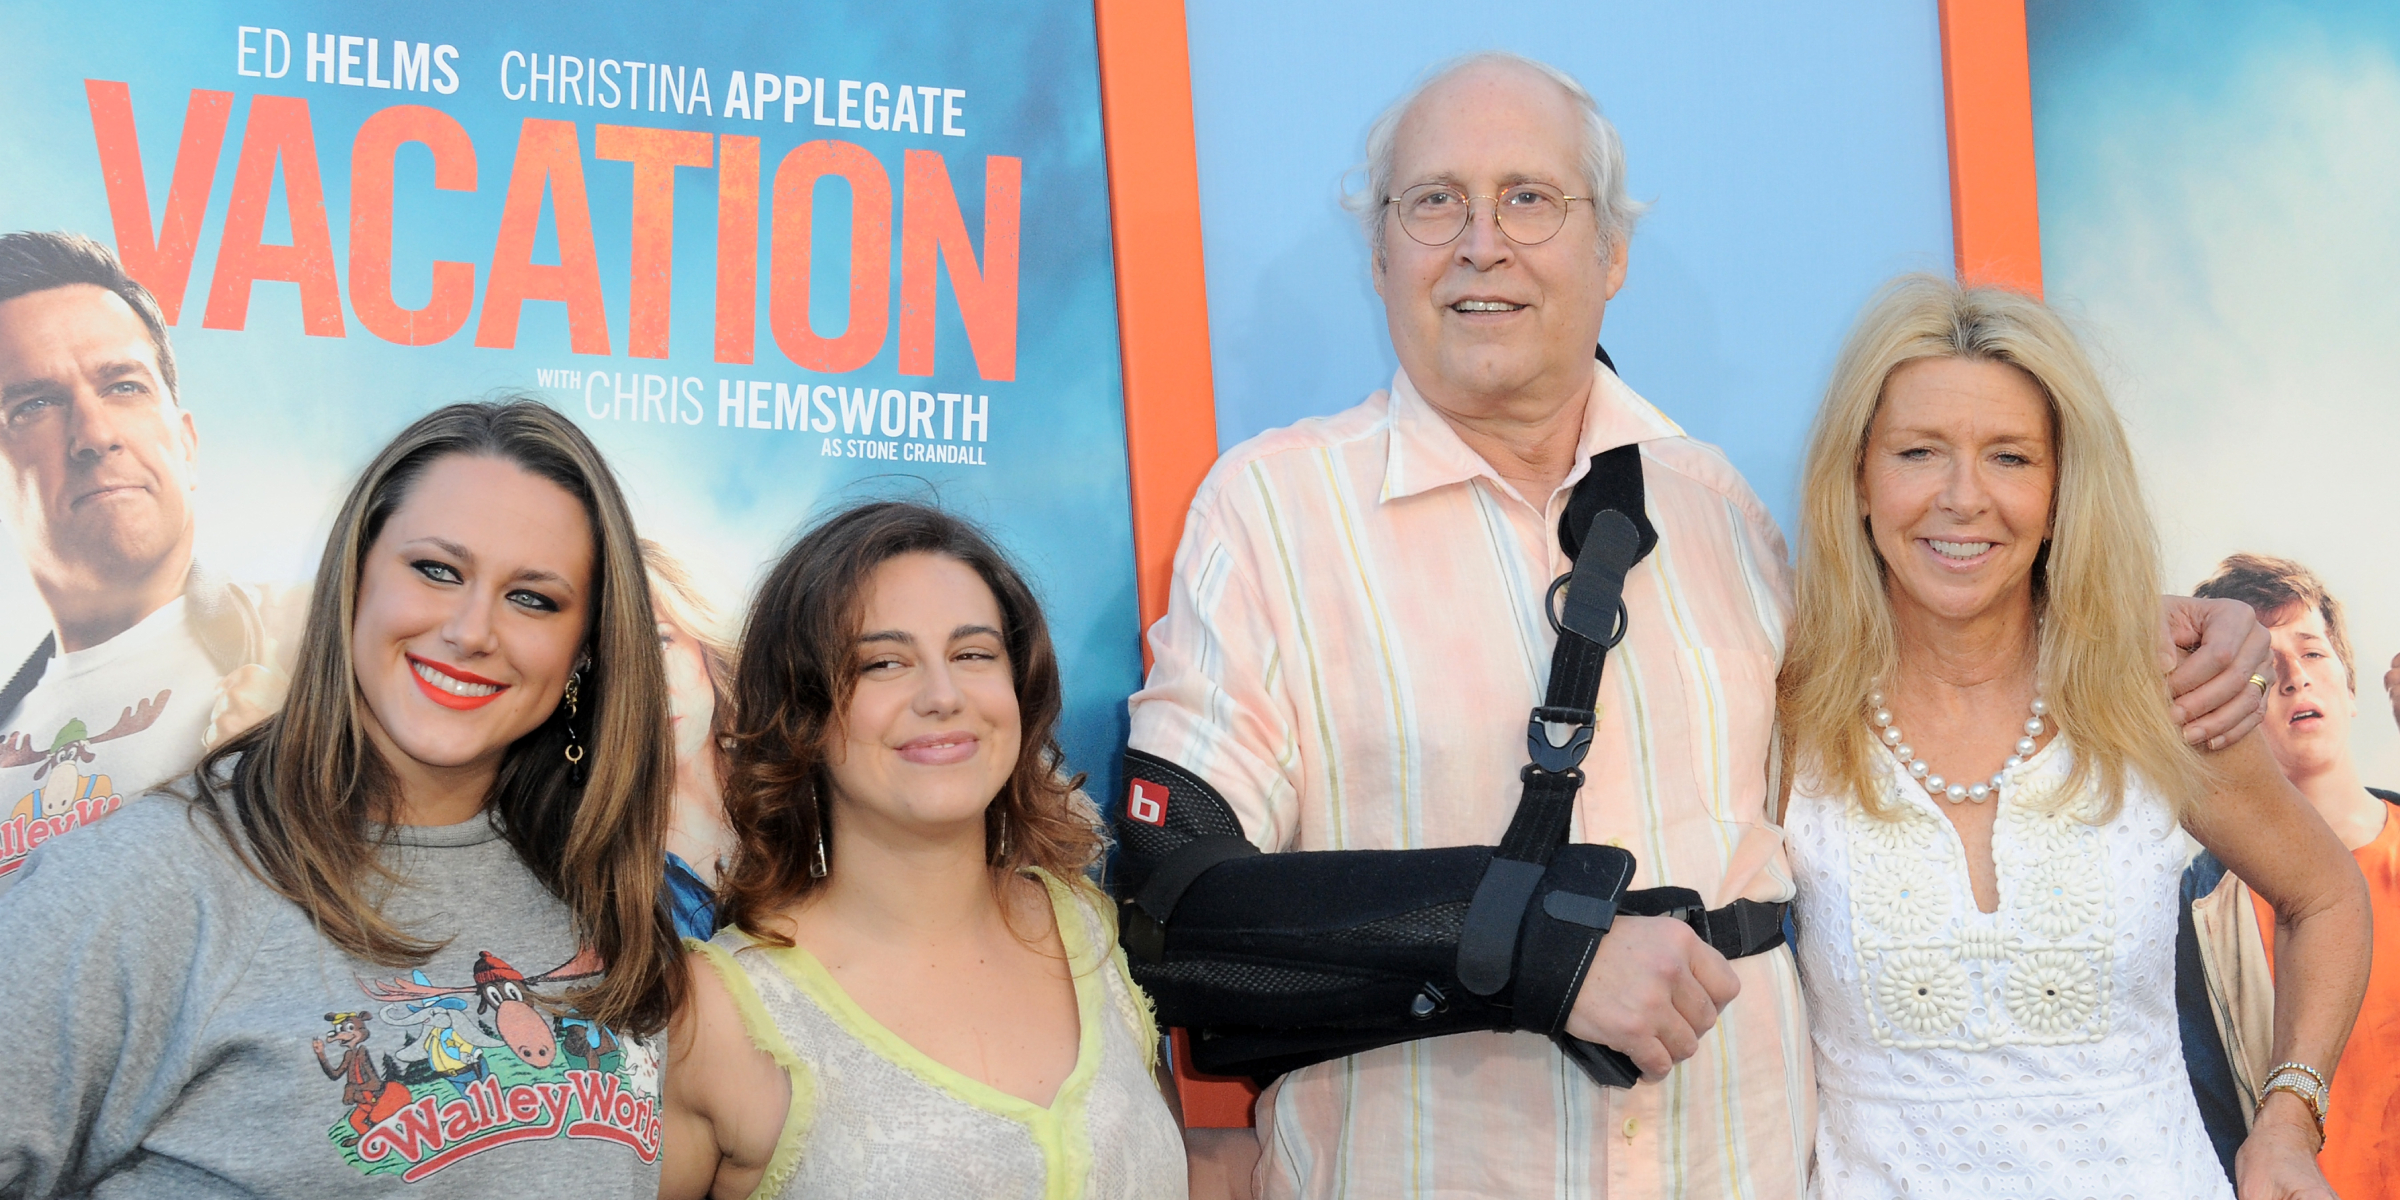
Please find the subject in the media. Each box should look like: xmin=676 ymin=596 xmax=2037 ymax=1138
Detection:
xmin=2385 ymin=651 xmax=2400 ymax=733
xmin=2161 ymin=595 xmax=2270 ymax=750
xmin=1563 ymin=914 xmax=1741 ymax=1080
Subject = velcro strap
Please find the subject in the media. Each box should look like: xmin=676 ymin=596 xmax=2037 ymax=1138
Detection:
xmin=1456 ymin=857 xmax=1546 ymax=996
xmin=1558 ymin=510 xmax=1639 ymax=645
xmin=1122 ymin=833 xmax=1261 ymax=964
xmin=1614 ymin=889 xmax=1787 ymax=960
xmin=1689 ymin=898 xmax=1788 ymax=959
xmin=1133 ymin=834 xmax=1259 ymax=924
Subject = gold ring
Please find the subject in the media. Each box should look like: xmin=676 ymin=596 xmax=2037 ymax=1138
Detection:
xmin=2249 ymin=673 xmax=2272 ymax=694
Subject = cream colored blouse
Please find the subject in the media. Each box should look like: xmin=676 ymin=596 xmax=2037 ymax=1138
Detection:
xmin=691 ymin=871 xmax=1188 ymax=1200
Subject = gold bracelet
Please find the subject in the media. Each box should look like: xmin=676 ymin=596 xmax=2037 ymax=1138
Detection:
xmin=2268 ymin=1060 xmax=2329 ymax=1094
xmin=2257 ymin=1068 xmax=2329 ymax=1149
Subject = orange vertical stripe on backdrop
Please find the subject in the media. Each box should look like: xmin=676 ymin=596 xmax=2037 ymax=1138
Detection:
xmin=1094 ymin=0 xmax=1221 ymax=648
xmin=1939 ymin=0 xmax=2044 ymax=295
xmin=1093 ymin=0 xmax=1258 ymax=1130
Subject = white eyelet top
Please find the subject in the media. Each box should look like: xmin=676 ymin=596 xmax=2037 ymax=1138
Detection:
xmin=1785 ymin=738 xmax=2230 ymax=1198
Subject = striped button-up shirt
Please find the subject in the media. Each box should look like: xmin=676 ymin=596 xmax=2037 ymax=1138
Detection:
xmin=1128 ymin=362 xmax=1812 ymax=1198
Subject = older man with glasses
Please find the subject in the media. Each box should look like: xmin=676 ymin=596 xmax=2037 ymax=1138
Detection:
xmin=1119 ymin=52 xmax=2271 ymax=1198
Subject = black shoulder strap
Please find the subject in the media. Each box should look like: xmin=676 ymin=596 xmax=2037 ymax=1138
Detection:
xmin=1516 ymin=441 xmax=1656 ymax=856
xmin=0 ymin=634 xmax=55 ymax=727
xmin=1560 ymin=442 xmax=1656 ymax=563
xmin=1457 ymin=445 xmax=1655 ymax=996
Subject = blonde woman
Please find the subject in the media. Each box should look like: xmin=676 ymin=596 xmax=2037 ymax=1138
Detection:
xmin=644 ymin=540 xmax=737 ymax=936
xmin=1777 ymin=277 xmax=2368 ymax=1199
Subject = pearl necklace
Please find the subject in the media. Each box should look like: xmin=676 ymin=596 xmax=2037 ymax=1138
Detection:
xmin=1868 ymin=689 xmax=2048 ymax=805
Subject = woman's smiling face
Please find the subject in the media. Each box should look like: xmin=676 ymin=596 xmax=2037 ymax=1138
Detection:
xmin=350 ymin=453 xmax=593 ymax=789
xmin=822 ymin=551 xmax=1021 ymax=845
xmin=1860 ymin=356 xmax=2057 ymax=631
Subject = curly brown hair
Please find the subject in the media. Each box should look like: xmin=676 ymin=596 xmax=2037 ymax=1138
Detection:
xmin=714 ymin=501 xmax=1100 ymax=941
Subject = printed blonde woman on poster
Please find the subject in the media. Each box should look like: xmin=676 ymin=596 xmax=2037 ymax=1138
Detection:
xmin=645 ymin=539 xmax=738 ymax=937
xmin=659 ymin=501 xmax=1188 ymax=1200
xmin=0 ymin=400 xmax=687 ymax=1196
xmin=1777 ymin=276 xmax=2369 ymax=1200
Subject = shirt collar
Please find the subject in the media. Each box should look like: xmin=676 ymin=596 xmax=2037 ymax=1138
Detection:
xmin=1379 ymin=359 xmax=1685 ymax=504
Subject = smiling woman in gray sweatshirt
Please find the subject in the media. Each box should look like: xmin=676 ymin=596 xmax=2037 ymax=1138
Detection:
xmin=0 ymin=401 xmax=686 ymax=1198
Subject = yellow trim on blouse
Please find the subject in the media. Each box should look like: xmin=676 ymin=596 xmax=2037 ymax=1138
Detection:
xmin=687 ymin=936 xmax=817 ymax=1200
xmin=708 ymin=869 xmax=1119 ymax=1200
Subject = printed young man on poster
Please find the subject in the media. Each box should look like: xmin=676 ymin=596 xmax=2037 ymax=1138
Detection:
xmin=2387 ymin=652 xmax=2400 ymax=735
xmin=1122 ymin=53 xmax=2272 ymax=1199
xmin=0 ymin=232 xmax=301 ymax=884
xmin=2181 ymin=554 xmax=2400 ymax=1198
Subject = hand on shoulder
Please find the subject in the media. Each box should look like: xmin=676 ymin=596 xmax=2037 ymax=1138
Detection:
xmin=2160 ymin=594 xmax=2270 ymax=750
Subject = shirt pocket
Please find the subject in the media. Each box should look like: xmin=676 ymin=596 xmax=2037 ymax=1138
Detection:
xmin=1681 ymin=645 xmax=1779 ymax=825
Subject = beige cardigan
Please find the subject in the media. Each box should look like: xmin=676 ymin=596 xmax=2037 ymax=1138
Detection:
xmin=2189 ymin=867 xmax=2275 ymax=1129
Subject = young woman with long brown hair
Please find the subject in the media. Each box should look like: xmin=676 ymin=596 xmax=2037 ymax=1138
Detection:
xmin=0 ymin=400 xmax=684 ymax=1197
xmin=659 ymin=501 xmax=1187 ymax=1200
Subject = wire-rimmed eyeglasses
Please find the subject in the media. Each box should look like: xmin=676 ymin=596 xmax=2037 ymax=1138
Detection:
xmin=1384 ymin=181 xmax=1590 ymax=247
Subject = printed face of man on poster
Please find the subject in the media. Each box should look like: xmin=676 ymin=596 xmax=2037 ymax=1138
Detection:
xmin=0 ymin=273 xmax=198 ymax=651
xmin=2262 ymin=603 xmax=2355 ymax=777
xmin=0 ymin=231 xmax=302 ymax=886
xmin=2195 ymin=552 xmax=2389 ymax=848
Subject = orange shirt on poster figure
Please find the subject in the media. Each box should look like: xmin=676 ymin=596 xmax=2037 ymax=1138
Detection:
xmin=2253 ymin=804 xmax=2400 ymax=1200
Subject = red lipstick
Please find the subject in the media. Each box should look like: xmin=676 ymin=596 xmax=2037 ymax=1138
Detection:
xmin=406 ymin=653 xmax=510 ymax=711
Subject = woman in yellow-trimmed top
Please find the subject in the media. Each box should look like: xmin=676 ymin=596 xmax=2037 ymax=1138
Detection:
xmin=658 ymin=501 xmax=1189 ymax=1200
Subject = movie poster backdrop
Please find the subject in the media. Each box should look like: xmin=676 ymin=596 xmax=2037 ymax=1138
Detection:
xmin=2029 ymin=0 xmax=2400 ymax=788
xmin=0 ymin=0 xmax=1140 ymax=881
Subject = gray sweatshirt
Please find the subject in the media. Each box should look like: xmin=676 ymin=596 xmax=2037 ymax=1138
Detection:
xmin=0 ymin=785 xmax=663 ymax=1198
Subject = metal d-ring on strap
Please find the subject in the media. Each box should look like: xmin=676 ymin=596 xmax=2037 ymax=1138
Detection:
xmin=1544 ymin=572 xmax=1629 ymax=647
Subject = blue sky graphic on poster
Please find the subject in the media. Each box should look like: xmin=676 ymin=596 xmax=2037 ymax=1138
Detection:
xmin=0 ymin=0 xmax=1138 ymax=791
xmin=2031 ymin=0 xmax=2400 ymax=784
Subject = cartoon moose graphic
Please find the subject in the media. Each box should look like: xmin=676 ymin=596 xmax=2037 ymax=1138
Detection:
xmin=362 ymin=947 xmax=606 ymax=1070
xmin=377 ymin=969 xmax=507 ymax=1090
xmin=3 ymin=691 xmax=170 ymax=824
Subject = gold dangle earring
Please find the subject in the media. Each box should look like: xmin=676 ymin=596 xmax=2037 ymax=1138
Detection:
xmin=993 ymin=807 xmax=1012 ymax=864
xmin=561 ymin=668 xmax=587 ymax=786
xmin=808 ymin=782 xmax=829 ymax=879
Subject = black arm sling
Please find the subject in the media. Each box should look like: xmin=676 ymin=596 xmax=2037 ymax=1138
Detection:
xmin=1114 ymin=364 xmax=1789 ymax=1088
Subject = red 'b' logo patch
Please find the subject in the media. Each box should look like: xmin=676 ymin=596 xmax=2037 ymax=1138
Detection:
xmin=1127 ymin=779 xmax=1169 ymax=826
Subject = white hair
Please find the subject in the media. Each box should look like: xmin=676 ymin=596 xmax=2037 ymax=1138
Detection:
xmin=1342 ymin=51 xmax=1647 ymax=265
